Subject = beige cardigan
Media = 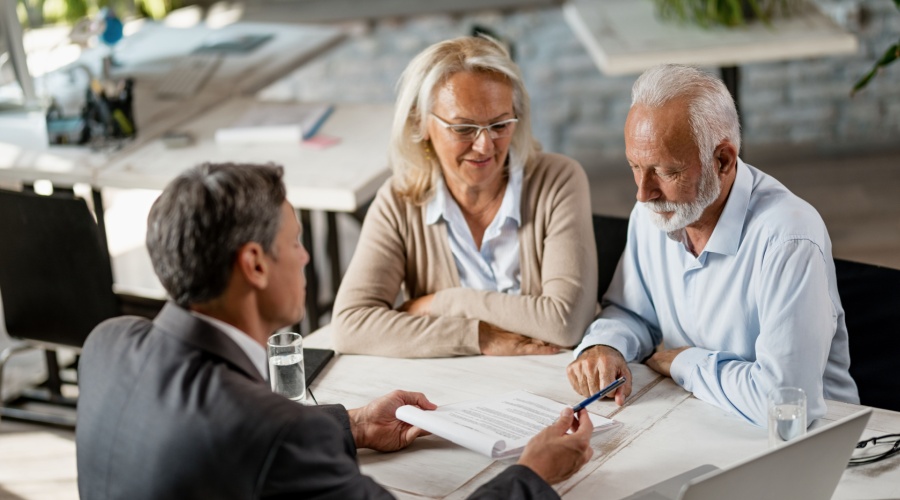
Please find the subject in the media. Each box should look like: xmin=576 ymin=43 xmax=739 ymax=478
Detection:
xmin=332 ymin=152 xmax=599 ymax=357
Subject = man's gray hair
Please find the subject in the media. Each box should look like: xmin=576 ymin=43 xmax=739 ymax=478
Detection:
xmin=631 ymin=64 xmax=741 ymax=170
xmin=146 ymin=163 xmax=286 ymax=307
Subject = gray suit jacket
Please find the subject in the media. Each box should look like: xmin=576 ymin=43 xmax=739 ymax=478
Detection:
xmin=76 ymin=303 xmax=557 ymax=499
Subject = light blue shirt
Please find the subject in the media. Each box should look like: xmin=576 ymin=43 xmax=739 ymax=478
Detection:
xmin=575 ymin=160 xmax=859 ymax=426
xmin=426 ymin=165 xmax=523 ymax=294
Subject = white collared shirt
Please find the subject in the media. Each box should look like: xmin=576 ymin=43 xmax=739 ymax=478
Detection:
xmin=425 ymin=164 xmax=523 ymax=294
xmin=190 ymin=311 xmax=268 ymax=380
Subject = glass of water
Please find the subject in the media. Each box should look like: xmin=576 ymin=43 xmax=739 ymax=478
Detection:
xmin=768 ymin=386 xmax=807 ymax=448
xmin=268 ymin=332 xmax=306 ymax=404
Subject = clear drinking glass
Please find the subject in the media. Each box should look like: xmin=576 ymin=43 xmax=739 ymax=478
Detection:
xmin=768 ymin=386 xmax=807 ymax=448
xmin=267 ymin=332 xmax=306 ymax=403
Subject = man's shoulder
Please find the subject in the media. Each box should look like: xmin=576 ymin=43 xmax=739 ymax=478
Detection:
xmin=745 ymin=164 xmax=827 ymax=243
xmin=82 ymin=315 xmax=154 ymax=356
xmin=91 ymin=314 xmax=153 ymax=335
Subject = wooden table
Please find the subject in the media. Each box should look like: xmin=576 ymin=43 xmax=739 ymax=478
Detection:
xmin=304 ymin=326 xmax=900 ymax=499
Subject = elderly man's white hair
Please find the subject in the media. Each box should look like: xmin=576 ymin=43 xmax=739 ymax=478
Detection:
xmin=631 ymin=64 xmax=741 ymax=171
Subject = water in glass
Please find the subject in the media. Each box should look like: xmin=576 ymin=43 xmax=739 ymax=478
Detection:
xmin=768 ymin=403 xmax=806 ymax=447
xmin=269 ymin=352 xmax=306 ymax=402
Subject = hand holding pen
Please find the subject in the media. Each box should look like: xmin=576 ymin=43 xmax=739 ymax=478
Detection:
xmin=566 ymin=345 xmax=633 ymax=406
xmin=572 ymin=377 xmax=627 ymax=412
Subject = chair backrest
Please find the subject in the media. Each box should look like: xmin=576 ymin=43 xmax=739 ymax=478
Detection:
xmin=592 ymin=214 xmax=629 ymax=301
xmin=835 ymin=258 xmax=900 ymax=412
xmin=0 ymin=189 xmax=120 ymax=347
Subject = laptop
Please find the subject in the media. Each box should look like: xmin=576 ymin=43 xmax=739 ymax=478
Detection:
xmin=624 ymin=408 xmax=872 ymax=500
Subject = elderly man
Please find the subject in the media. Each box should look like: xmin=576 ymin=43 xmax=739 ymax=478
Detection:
xmin=76 ymin=163 xmax=594 ymax=499
xmin=567 ymin=65 xmax=859 ymax=426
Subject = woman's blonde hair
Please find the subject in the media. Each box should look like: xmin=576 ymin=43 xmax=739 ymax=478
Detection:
xmin=390 ymin=35 xmax=539 ymax=205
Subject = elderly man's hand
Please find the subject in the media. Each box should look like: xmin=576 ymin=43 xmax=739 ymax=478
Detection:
xmin=478 ymin=322 xmax=561 ymax=356
xmin=567 ymin=345 xmax=632 ymax=405
xmin=645 ymin=347 xmax=690 ymax=378
xmin=348 ymin=390 xmax=437 ymax=452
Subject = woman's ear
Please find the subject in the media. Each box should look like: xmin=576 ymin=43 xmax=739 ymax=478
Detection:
xmin=235 ymin=242 xmax=268 ymax=290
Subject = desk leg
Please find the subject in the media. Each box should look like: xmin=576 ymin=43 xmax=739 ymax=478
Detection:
xmin=300 ymin=209 xmax=321 ymax=332
xmin=326 ymin=211 xmax=342 ymax=294
xmin=298 ymin=210 xmax=344 ymax=334
xmin=720 ymin=66 xmax=743 ymax=137
xmin=91 ymin=187 xmax=111 ymax=265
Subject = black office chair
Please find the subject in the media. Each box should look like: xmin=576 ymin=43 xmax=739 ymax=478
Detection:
xmin=834 ymin=258 xmax=900 ymax=412
xmin=0 ymin=188 xmax=164 ymax=426
xmin=592 ymin=214 xmax=630 ymax=301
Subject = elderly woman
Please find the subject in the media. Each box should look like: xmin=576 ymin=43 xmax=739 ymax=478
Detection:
xmin=332 ymin=36 xmax=598 ymax=357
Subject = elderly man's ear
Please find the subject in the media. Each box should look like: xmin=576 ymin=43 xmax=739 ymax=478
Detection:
xmin=715 ymin=141 xmax=739 ymax=174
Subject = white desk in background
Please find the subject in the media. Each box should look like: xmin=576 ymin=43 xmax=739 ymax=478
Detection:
xmin=0 ymin=141 xmax=100 ymax=188
xmin=562 ymin=0 xmax=858 ymax=124
xmin=0 ymin=19 xmax=345 ymax=189
xmin=107 ymin=20 xmax=345 ymax=146
xmin=0 ymin=20 xmax=349 ymax=314
xmin=303 ymin=326 xmax=900 ymax=500
xmin=98 ymin=100 xmax=395 ymax=328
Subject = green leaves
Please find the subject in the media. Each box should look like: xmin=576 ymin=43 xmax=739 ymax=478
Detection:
xmin=653 ymin=0 xmax=798 ymax=28
xmin=852 ymin=40 xmax=900 ymax=96
xmin=852 ymin=2 xmax=900 ymax=95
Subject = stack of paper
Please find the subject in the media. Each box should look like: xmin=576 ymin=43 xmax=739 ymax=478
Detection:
xmin=396 ymin=390 xmax=619 ymax=458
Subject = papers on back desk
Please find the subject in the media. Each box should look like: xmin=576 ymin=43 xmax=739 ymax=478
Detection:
xmin=396 ymin=390 xmax=618 ymax=458
xmin=214 ymin=102 xmax=334 ymax=144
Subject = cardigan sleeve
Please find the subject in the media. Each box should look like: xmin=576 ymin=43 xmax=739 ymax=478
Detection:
xmin=331 ymin=183 xmax=482 ymax=358
xmin=429 ymin=157 xmax=599 ymax=348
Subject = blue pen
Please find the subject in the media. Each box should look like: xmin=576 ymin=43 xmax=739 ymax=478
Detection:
xmin=572 ymin=377 xmax=627 ymax=411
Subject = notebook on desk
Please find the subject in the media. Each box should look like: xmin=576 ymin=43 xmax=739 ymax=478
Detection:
xmin=623 ymin=408 xmax=871 ymax=500
xmin=214 ymin=102 xmax=334 ymax=144
xmin=304 ymin=347 xmax=334 ymax=386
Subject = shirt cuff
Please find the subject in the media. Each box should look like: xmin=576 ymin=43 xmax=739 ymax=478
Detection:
xmin=574 ymin=333 xmax=631 ymax=361
xmin=669 ymin=347 xmax=713 ymax=391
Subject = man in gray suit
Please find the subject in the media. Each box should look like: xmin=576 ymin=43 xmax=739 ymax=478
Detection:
xmin=76 ymin=162 xmax=594 ymax=499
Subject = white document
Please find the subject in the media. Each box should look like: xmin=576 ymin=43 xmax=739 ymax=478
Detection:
xmin=396 ymin=390 xmax=619 ymax=458
xmin=214 ymin=102 xmax=333 ymax=144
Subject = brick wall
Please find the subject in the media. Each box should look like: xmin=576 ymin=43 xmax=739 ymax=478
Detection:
xmin=260 ymin=0 xmax=900 ymax=170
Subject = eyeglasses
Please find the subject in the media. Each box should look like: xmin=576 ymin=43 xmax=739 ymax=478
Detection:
xmin=430 ymin=113 xmax=518 ymax=142
xmin=848 ymin=433 xmax=900 ymax=466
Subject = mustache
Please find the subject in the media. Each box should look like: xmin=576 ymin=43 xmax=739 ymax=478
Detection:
xmin=641 ymin=200 xmax=682 ymax=213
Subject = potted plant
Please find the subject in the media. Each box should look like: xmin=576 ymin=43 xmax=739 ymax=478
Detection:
xmin=652 ymin=0 xmax=805 ymax=28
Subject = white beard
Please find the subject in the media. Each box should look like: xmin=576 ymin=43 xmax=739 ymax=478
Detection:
xmin=641 ymin=162 xmax=722 ymax=233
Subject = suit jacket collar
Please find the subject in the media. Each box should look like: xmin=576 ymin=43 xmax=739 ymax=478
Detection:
xmin=153 ymin=302 xmax=266 ymax=384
